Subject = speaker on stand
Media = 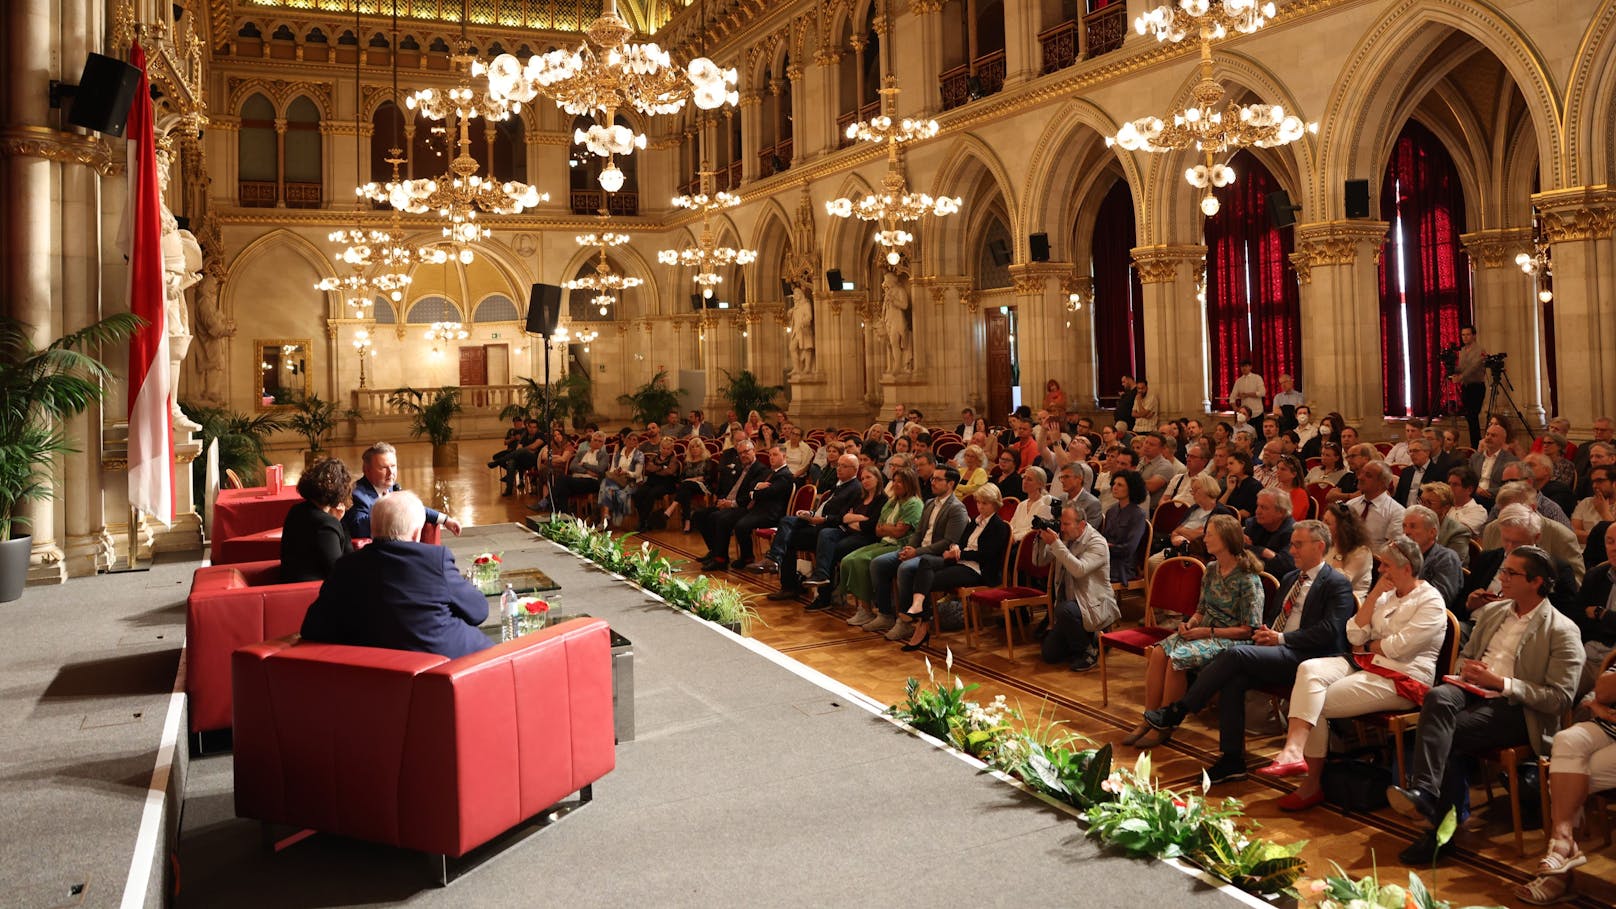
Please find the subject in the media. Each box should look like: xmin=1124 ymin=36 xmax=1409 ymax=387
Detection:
xmin=527 ymin=284 xmax=564 ymax=428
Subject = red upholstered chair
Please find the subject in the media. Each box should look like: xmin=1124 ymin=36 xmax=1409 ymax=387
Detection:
xmin=752 ymin=484 xmax=815 ymax=554
xmin=1306 ymin=482 xmax=1334 ymax=520
xmin=212 ymin=526 xmax=285 ymax=565
xmin=965 ymin=535 xmax=1051 ymax=659
xmin=997 ymin=498 xmax=1019 ymax=522
xmin=186 ymin=561 xmax=322 ymax=737
xmin=1098 ymin=556 xmax=1205 ymax=706
xmin=232 ymin=618 xmax=615 ymax=878
xmin=1150 ymin=501 xmax=1191 ymax=541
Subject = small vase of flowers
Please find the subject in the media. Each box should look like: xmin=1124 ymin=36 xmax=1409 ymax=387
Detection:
xmin=515 ymin=596 xmax=552 ymax=634
xmin=470 ymin=552 xmax=503 ymax=592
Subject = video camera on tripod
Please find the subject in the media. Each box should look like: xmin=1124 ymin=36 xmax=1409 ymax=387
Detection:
xmin=1483 ymin=351 xmax=1508 ymax=378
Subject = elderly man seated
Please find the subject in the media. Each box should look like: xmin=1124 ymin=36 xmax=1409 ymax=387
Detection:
xmin=1465 ymin=504 xmax=1583 ymax=621
xmin=1482 ymin=481 xmax=1586 ymax=583
xmin=1416 ymin=480 xmax=1475 ymax=568
xmin=1343 ymin=460 xmax=1406 ymax=548
xmin=1400 ymin=505 xmax=1464 ymax=610
xmin=300 ymin=491 xmax=491 ymax=659
xmin=344 ymin=441 xmax=462 ymax=539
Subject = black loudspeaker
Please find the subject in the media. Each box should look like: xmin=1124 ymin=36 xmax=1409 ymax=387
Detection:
xmin=1345 ymin=179 xmax=1371 ymax=219
xmin=1029 ymin=232 xmax=1050 ymax=262
xmin=690 ymin=293 xmax=703 ymax=311
xmin=62 ymin=53 xmax=142 ymax=137
xmin=826 ymin=268 xmax=844 ymax=292
xmin=1267 ymin=190 xmax=1300 ymax=229
xmin=526 ymin=283 xmax=563 ymax=337
xmin=989 ymin=238 xmax=1011 ymax=267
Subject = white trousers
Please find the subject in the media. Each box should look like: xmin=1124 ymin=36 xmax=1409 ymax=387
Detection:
xmin=1550 ymin=721 xmax=1616 ymax=791
xmin=1288 ymin=656 xmax=1416 ymax=758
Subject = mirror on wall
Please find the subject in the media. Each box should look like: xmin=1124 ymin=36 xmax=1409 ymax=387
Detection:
xmin=256 ymin=338 xmax=311 ymax=409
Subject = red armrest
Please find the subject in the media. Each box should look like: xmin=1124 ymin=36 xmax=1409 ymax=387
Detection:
xmin=186 ymin=570 xmax=321 ymax=734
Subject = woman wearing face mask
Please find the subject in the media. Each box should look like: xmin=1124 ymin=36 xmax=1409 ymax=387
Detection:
xmin=1301 ymin=411 xmax=1345 ymax=460
xmin=1293 ymin=406 xmax=1318 ymax=447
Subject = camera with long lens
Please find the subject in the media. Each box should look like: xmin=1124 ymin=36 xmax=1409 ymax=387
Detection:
xmin=1031 ymin=499 xmax=1063 ymax=533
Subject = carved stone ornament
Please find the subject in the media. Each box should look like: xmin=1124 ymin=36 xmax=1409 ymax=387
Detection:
xmin=0 ymin=126 xmax=118 ymax=175
xmin=1458 ymin=228 xmax=1533 ymax=270
xmin=1289 ymin=222 xmax=1390 ymax=275
xmin=1012 ymin=274 xmax=1047 ymax=296
xmin=1535 ymin=188 xmax=1616 ymax=243
xmin=960 ymin=289 xmax=980 ymax=314
xmin=910 ymin=0 xmax=946 ymax=13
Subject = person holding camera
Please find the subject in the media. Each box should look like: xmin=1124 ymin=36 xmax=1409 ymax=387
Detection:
xmin=1034 ymin=503 xmax=1118 ymax=672
xmin=1450 ymin=325 xmax=1488 ymax=447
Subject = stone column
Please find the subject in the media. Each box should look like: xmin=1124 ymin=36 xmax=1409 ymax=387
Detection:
xmin=785 ymin=63 xmax=807 ymax=167
xmin=1535 ymin=187 xmax=1616 ymax=427
xmin=274 ymin=117 xmax=287 ymax=207
xmin=1288 ymin=221 xmax=1391 ymax=429
xmin=812 ymin=49 xmax=841 ymax=157
xmin=1460 ymin=228 xmax=1544 ymax=426
xmin=1064 ymin=273 xmax=1098 ymax=411
xmin=809 ymin=289 xmax=871 ymax=425
xmin=738 ymin=92 xmax=761 ymax=184
xmin=1131 ymin=244 xmax=1209 ymax=416
xmin=999 ymin=0 xmax=1039 ymax=86
xmin=907 ymin=0 xmax=945 ymax=116
xmin=1008 ymin=262 xmax=1086 ymax=410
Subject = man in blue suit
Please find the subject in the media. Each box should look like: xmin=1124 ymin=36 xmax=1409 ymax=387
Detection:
xmin=1143 ymin=518 xmax=1356 ymax=784
xmin=344 ymin=441 xmax=462 ymax=539
xmin=301 ymin=490 xmax=491 ymax=660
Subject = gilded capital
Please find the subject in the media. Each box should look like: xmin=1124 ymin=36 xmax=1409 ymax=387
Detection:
xmin=1458 ymin=228 xmax=1533 ymax=269
xmin=1130 ymin=245 xmax=1205 ymax=285
xmin=1290 ymin=221 xmax=1390 ymax=273
xmin=1534 ymin=187 xmax=1616 ymax=242
xmin=0 ymin=125 xmax=118 ymax=176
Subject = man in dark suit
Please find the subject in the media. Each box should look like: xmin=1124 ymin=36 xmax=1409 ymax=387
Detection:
xmin=1469 ymin=421 xmax=1519 ymax=505
xmin=1144 ymin=519 xmax=1355 ymax=783
xmin=344 ymin=441 xmax=461 ymax=539
xmin=954 ymin=408 xmax=976 ymax=439
xmin=1427 ymin=428 xmax=1465 ymax=482
xmin=1401 ymin=505 xmax=1463 ymax=609
xmin=728 ymin=445 xmax=795 ymax=569
xmin=767 ymin=454 xmax=864 ymax=601
xmin=1394 ymin=439 xmax=1438 ymax=508
xmin=301 ymin=491 xmax=491 ymax=660
xmin=1244 ymin=488 xmax=1297 ymax=578
xmin=695 ymin=438 xmax=768 ymax=570
xmin=863 ymin=468 xmax=971 ymax=639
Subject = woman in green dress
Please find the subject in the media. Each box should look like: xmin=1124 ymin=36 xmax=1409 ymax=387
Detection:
xmin=839 ymin=468 xmax=923 ymax=626
xmin=1125 ymin=513 xmax=1265 ymax=746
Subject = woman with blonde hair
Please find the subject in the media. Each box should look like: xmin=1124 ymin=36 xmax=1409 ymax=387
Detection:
xmin=955 ymin=444 xmax=989 ymax=500
xmin=1125 ymin=514 xmax=1264 ymax=746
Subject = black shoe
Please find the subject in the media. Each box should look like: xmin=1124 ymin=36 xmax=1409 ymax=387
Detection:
xmin=1204 ymin=755 xmax=1249 ymax=786
xmin=1387 ymin=785 xmax=1441 ymax=827
xmin=804 ymin=598 xmax=834 ymax=611
xmin=1144 ymin=701 xmax=1188 ymax=731
xmin=700 ymin=558 xmax=726 ymax=571
xmin=487 ymin=460 xmax=500 ymax=468
xmin=1398 ymin=830 xmax=1451 ymax=866
xmin=767 ymin=588 xmax=803 ymax=601
xmin=1069 ymin=650 xmax=1097 ymax=672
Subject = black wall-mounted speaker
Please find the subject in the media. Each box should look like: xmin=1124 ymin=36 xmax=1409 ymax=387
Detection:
xmin=825 ymin=268 xmax=844 ymax=292
xmin=1029 ymin=232 xmax=1050 ymax=262
xmin=1267 ymin=190 xmax=1299 ymax=229
xmin=63 ymin=53 xmax=142 ymax=137
xmin=1345 ymin=179 xmax=1371 ymax=219
xmin=691 ymin=293 xmax=703 ymax=312
xmin=526 ymin=283 xmax=563 ymax=337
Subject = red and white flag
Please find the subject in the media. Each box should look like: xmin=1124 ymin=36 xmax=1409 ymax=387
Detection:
xmin=125 ymin=41 xmax=173 ymax=526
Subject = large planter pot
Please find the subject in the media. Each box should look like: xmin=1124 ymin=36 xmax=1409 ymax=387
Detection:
xmin=431 ymin=442 xmax=459 ymax=468
xmin=0 ymin=534 xmax=32 ymax=603
xmin=304 ymin=449 xmax=322 ymax=470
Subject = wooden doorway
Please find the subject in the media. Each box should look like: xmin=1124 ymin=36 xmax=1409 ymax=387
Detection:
xmin=458 ymin=345 xmax=487 ymax=386
xmin=985 ymin=307 xmax=1016 ymax=424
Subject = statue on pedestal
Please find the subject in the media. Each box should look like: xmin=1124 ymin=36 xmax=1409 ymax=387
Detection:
xmin=788 ymin=284 xmax=816 ymax=376
xmin=881 ymin=270 xmax=912 ymax=375
xmin=191 ymin=259 xmax=235 ymax=407
xmin=157 ymin=147 xmax=203 ymax=428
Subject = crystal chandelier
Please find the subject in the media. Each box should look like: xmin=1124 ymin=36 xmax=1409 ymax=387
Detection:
xmin=482 ymin=0 xmax=738 ymax=191
xmin=1516 ymin=210 xmax=1554 ymax=303
xmin=425 ymin=321 xmax=469 ymax=352
xmin=1107 ymin=0 xmax=1313 ymax=217
xmin=362 ymin=34 xmax=547 ymax=263
xmin=565 ymin=224 xmax=643 ymax=316
xmin=575 ymin=328 xmax=601 ymax=351
xmin=658 ymin=165 xmax=756 ymax=298
xmin=824 ymin=4 xmax=960 ymax=266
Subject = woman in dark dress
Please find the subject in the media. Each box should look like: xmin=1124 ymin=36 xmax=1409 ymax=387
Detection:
xmin=280 ymin=457 xmax=355 ymax=582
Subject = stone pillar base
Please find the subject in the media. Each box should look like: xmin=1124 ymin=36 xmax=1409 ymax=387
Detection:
xmin=150 ymin=511 xmax=204 ymax=555
xmin=63 ymin=532 xmax=115 ymax=576
xmin=26 ymin=541 xmax=66 ymax=585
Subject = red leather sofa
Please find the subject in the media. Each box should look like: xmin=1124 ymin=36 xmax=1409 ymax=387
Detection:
xmin=231 ymin=617 xmax=615 ymax=863
xmin=213 ymin=522 xmax=439 ymax=566
xmin=186 ymin=561 xmax=321 ymax=735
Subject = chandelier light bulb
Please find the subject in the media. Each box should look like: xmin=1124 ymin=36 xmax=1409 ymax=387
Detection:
xmin=598 ymin=162 xmax=626 ymax=192
xmin=1538 ymin=289 xmax=1554 ymax=303
xmin=1201 ymin=193 xmax=1221 ymax=217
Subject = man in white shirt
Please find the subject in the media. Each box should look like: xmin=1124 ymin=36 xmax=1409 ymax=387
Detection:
xmin=1445 ymin=466 xmax=1489 ymax=536
xmin=1389 ymin=546 xmax=1582 ymax=864
xmin=1228 ymin=360 xmax=1266 ymax=417
xmin=1136 ymin=432 xmax=1181 ymax=511
xmin=1271 ymin=373 xmax=1303 ymax=417
xmin=1166 ymin=441 xmax=1214 ymax=506
xmin=1344 ymin=460 xmax=1406 ymax=547
xmin=1385 ymin=419 xmax=1426 ymax=467
xmin=1131 ymin=379 xmax=1161 ymax=432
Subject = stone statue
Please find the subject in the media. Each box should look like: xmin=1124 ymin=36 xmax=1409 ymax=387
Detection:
xmin=788 ymin=284 xmax=815 ymax=376
xmin=881 ymin=270 xmax=912 ymax=375
xmin=157 ymin=146 xmax=203 ymax=429
xmin=191 ymin=261 xmax=235 ymax=407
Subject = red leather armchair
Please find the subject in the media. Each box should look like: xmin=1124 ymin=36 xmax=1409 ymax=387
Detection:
xmin=231 ymin=617 xmax=615 ymax=863
xmin=186 ymin=561 xmax=321 ymax=735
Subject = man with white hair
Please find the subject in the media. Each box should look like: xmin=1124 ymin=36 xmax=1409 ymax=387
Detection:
xmin=1463 ymin=504 xmax=1582 ymax=618
xmin=1244 ymin=487 xmax=1297 ymax=578
xmin=1572 ymin=417 xmax=1614 ymax=486
xmin=1522 ymin=452 xmax=1577 ymax=521
xmin=1345 ymin=460 xmax=1406 ymax=548
xmin=301 ymin=491 xmax=492 ymax=659
xmin=1401 ymin=505 xmax=1464 ymax=609
xmin=1164 ymin=441 xmax=1213 ymax=507
xmin=1482 ymin=481 xmax=1586 ymax=583
xmin=1055 ymin=462 xmax=1104 ymax=528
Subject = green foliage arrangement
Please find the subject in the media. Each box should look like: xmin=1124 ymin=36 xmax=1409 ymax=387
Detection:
xmin=0 ymin=314 xmax=142 ymax=539
xmin=1297 ymin=811 xmax=1502 ymax=909
xmin=283 ymin=391 xmax=356 ymax=454
xmin=718 ymin=368 xmax=786 ymax=419
xmin=539 ymin=514 xmax=763 ymax=634
xmin=500 ymin=373 xmax=593 ymax=428
xmin=388 ymin=386 xmax=462 ymax=446
xmin=616 ymin=368 xmax=684 ymax=427
xmin=180 ymin=402 xmax=285 ymax=488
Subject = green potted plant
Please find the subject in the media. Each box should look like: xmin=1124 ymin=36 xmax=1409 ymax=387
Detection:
xmin=0 ymin=313 xmax=142 ymax=602
xmin=719 ymin=368 xmax=785 ymax=420
xmin=284 ymin=392 xmax=355 ymax=468
xmin=500 ymin=372 xmax=594 ymax=428
xmin=387 ymin=386 xmax=463 ymax=467
xmin=180 ymin=401 xmax=284 ymax=491
xmin=694 ymin=584 xmax=763 ymax=635
xmin=616 ymin=368 xmax=684 ymax=427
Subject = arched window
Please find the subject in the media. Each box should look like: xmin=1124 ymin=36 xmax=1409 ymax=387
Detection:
xmin=372 ymin=297 xmax=397 ymax=324
xmin=1091 ymin=180 xmax=1146 ymax=392
xmin=1203 ymin=151 xmax=1302 ymax=409
xmin=835 ymin=11 xmax=879 ymax=148
xmin=568 ymin=113 xmax=640 ymax=215
xmin=975 ymin=217 xmax=1013 ymax=288
xmin=473 ymin=294 xmax=519 ymax=322
xmin=1377 ymin=120 xmax=1472 ymax=417
xmin=406 ymin=296 xmax=460 ymax=324
xmin=370 ymin=100 xmax=406 ymax=190
xmin=759 ymin=57 xmax=794 ymax=177
xmin=283 ymin=96 xmax=322 ymax=208
xmin=238 ymin=93 xmax=277 ymax=207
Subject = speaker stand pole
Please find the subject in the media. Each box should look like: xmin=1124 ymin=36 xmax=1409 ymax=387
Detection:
xmin=542 ymin=333 xmax=552 ymax=433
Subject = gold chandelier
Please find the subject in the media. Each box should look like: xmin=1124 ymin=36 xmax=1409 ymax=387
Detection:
xmin=482 ymin=0 xmax=738 ymax=192
xmin=659 ymin=165 xmax=756 ymax=298
xmin=425 ymin=320 xmax=469 ymax=353
xmin=1106 ymin=0 xmax=1313 ymax=217
xmin=565 ymin=223 xmax=643 ymax=316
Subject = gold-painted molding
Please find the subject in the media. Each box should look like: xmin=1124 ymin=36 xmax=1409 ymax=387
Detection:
xmin=1458 ymin=228 xmax=1534 ymax=269
xmin=0 ymin=126 xmax=119 ymax=176
xmin=1534 ymin=186 xmax=1616 ymax=242
xmin=1290 ymin=221 xmax=1390 ymax=275
xmin=1130 ymin=245 xmax=1206 ymax=284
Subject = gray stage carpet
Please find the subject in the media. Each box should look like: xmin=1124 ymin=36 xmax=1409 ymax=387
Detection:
xmin=175 ymin=524 xmax=1244 ymax=908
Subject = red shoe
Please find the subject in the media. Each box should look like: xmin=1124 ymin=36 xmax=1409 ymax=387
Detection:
xmin=1255 ymin=759 xmax=1308 ymax=778
xmin=1277 ymin=789 xmax=1326 ymax=812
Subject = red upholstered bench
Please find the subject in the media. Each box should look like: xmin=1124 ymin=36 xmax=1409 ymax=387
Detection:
xmin=186 ymin=561 xmax=321 ymax=736
xmin=232 ymin=618 xmax=616 ymax=875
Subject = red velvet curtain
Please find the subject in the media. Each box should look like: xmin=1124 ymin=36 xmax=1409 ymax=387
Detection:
xmin=1092 ymin=179 xmax=1146 ymax=395
xmin=1203 ymin=152 xmax=1302 ymax=407
xmin=1377 ymin=120 xmax=1472 ymax=417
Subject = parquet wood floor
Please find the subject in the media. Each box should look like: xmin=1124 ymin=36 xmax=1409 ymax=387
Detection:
xmin=275 ymin=439 xmax=1615 ymax=908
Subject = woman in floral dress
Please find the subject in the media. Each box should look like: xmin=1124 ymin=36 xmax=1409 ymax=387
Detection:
xmin=1124 ymin=514 xmax=1265 ymax=746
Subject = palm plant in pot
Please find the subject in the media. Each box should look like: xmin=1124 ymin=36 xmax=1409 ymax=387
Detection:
xmin=499 ymin=373 xmax=594 ymax=428
xmin=616 ymin=368 xmax=684 ymax=427
xmin=0 ymin=313 xmax=142 ymax=602
xmin=387 ymin=386 xmax=463 ymax=467
xmin=719 ymin=368 xmax=785 ymax=420
xmin=284 ymin=392 xmax=356 ymax=468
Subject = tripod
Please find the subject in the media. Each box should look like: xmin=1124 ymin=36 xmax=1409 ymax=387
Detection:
xmin=1484 ymin=366 xmax=1536 ymax=437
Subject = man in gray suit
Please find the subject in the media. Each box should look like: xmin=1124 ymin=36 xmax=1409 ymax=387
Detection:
xmin=865 ymin=467 xmax=970 ymax=640
xmin=1389 ymin=546 xmax=1582 ymax=864
xmin=1468 ymin=421 xmax=1519 ymax=505
xmin=1035 ymin=505 xmax=1117 ymax=672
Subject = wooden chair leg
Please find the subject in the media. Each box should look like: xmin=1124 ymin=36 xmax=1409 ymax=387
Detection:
xmin=1393 ymin=725 xmax=1407 ymax=789
xmin=1098 ymin=643 xmax=1109 ymax=706
xmin=1003 ymin=608 xmax=1016 ymax=661
xmin=963 ymin=597 xmax=976 ymax=650
xmin=1504 ymin=750 xmax=1526 ymax=857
